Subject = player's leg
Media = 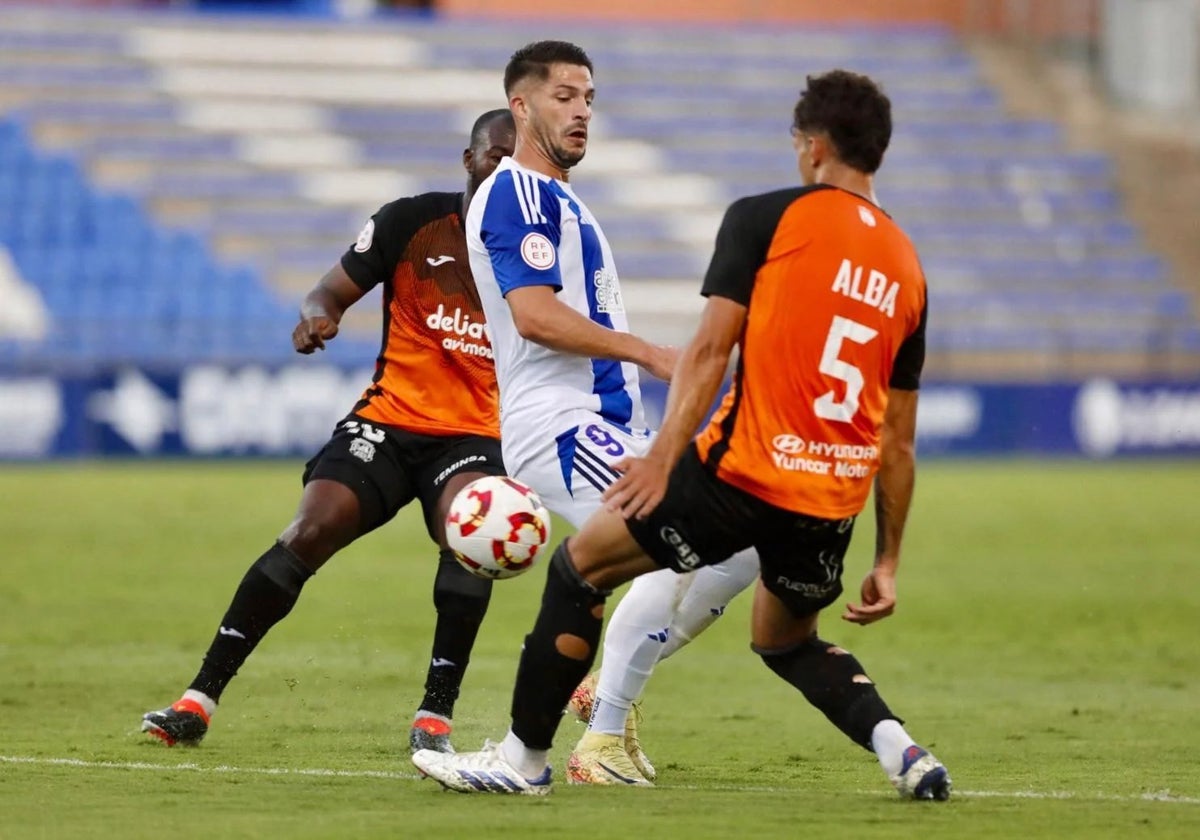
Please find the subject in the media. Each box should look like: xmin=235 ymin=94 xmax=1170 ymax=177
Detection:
xmin=581 ymin=548 xmax=758 ymax=738
xmin=658 ymin=550 xmax=760 ymax=660
xmin=577 ymin=567 xmax=678 ymax=779
xmin=575 ymin=447 xmax=759 ymax=781
xmin=511 ymin=420 xmax=674 ymax=778
xmin=142 ymin=416 xmax=411 ymax=746
xmin=414 ymin=504 xmax=658 ymax=791
xmin=569 ymin=445 xmax=756 ymax=783
xmin=407 ymin=436 xmax=505 ymax=753
xmin=750 ymin=519 xmax=950 ymax=800
xmin=411 ymin=445 xmax=752 ymax=793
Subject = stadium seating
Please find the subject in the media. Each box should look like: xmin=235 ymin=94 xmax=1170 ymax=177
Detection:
xmin=0 ymin=7 xmax=1193 ymax=368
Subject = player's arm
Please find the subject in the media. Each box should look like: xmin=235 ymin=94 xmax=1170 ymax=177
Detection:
xmin=478 ymin=171 xmax=677 ymax=379
xmin=654 ymin=191 xmax=765 ymax=460
xmin=873 ymin=386 xmax=919 ymax=569
xmin=844 ymin=298 xmax=928 ymax=626
xmin=604 ymin=295 xmax=745 ymax=519
xmin=506 ymin=285 xmax=677 ymax=380
xmin=295 ymin=198 xmax=413 ymax=354
xmin=842 ymin=388 xmax=918 ymax=626
xmin=604 ymin=195 xmax=769 ymax=519
xmin=293 ymin=264 xmax=368 ymax=354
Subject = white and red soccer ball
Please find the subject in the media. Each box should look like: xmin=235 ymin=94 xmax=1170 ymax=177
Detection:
xmin=445 ymin=476 xmax=552 ymax=580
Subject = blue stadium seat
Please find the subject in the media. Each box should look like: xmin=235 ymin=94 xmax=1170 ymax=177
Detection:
xmin=0 ymin=14 xmax=1196 ymax=369
xmin=0 ymin=113 xmax=315 ymax=366
xmin=0 ymin=63 xmax=149 ymax=87
xmin=0 ymin=30 xmax=125 ymax=53
xmin=85 ymin=134 xmax=238 ymax=160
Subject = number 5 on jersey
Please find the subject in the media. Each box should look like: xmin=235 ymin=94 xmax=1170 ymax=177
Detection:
xmin=814 ymin=315 xmax=878 ymax=423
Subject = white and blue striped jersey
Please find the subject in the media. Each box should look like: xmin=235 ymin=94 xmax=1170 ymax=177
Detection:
xmin=466 ymin=157 xmax=647 ymax=473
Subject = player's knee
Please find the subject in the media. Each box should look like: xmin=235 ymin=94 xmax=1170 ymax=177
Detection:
xmin=433 ymin=550 xmax=493 ymax=620
xmin=550 ymin=543 xmax=612 ymax=608
xmin=279 ymin=516 xmax=352 ymax=570
xmin=522 ymin=545 xmax=610 ymax=655
xmin=554 ymin=633 xmax=592 ymax=660
xmin=568 ymin=534 xmax=640 ymax=593
xmin=252 ymin=541 xmax=314 ymax=596
xmin=754 ymin=633 xmax=826 ymax=664
xmin=755 ymin=635 xmax=890 ymax=750
xmin=755 ymin=634 xmax=851 ymax=700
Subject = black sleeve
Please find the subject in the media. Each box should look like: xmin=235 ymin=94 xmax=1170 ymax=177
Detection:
xmin=339 ymin=197 xmax=423 ymax=292
xmin=700 ymin=187 xmax=812 ymax=305
xmin=889 ymin=299 xmax=927 ymax=390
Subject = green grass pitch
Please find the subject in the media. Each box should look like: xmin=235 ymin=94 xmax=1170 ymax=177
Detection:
xmin=1 ymin=460 xmax=1198 ymax=839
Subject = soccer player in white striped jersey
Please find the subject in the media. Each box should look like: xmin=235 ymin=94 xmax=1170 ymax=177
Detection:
xmin=427 ymin=40 xmax=759 ymax=789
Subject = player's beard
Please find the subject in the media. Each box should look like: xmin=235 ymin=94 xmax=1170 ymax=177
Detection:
xmin=550 ymin=132 xmax=586 ymax=169
xmin=532 ymin=120 xmax=585 ymax=170
xmin=549 ymin=142 xmax=585 ymax=170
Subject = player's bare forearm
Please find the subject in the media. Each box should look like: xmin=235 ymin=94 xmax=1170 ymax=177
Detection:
xmin=521 ymin=307 xmax=650 ymax=364
xmin=873 ymin=443 xmax=914 ymax=567
xmin=301 ymin=288 xmax=340 ymax=322
xmin=301 ymin=265 xmax=367 ymax=325
xmin=651 ymin=337 xmax=729 ymax=466
xmin=294 ymin=264 xmax=367 ymax=353
xmin=648 ymin=295 xmax=747 ymax=466
xmin=872 ymin=388 xmax=919 ymax=568
xmin=507 ymin=285 xmax=667 ymax=374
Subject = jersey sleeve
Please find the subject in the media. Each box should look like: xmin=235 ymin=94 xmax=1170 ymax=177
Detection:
xmin=340 ymin=197 xmax=422 ymax=291
xmin=701 ymin=188 xmax=808 ymax=305
xmin=889 ymin=298 xmax=927 ymax=390
xmin=478 ymin=169 xmax=563 ymax=295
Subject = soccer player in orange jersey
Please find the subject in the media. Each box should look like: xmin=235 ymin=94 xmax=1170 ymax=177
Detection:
xmin=413 ymin=71 xmax=950 ymax=800
xmin=141 ymin=110 xmax=516 ymax=754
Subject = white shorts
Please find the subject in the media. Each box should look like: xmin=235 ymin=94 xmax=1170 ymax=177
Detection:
xmin=510 ymin=412 xmax=653 ymax=529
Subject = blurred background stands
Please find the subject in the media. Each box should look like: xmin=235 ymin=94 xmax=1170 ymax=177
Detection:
xmin=0 ymin=0 xmax=1197 ymax=380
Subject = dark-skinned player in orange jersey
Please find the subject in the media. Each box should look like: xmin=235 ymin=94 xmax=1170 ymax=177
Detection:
xmin=142 ymin=109 xmax=517 ymax=755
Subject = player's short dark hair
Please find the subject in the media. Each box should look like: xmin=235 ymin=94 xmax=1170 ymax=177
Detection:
xmin=469 ymin=108 xmax=514 ymax=148
xmin=792 ymin=70 xmax=892 ymax=174
xmin=503 ymin=40 xmax=593 ymax=95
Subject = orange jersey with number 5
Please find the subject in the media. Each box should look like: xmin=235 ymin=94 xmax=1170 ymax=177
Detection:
xmin=694 ymin=185 xmax=928 ymax=519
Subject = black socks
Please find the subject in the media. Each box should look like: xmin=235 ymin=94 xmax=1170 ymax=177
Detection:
xmin=188 ymin=542 xmax=313 ymax=701
xmin=418 ymin=551 xmax=494 ymax=719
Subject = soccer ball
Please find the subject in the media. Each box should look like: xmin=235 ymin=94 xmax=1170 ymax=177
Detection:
xmin=445 ymin=476 xmax=552 ymax=580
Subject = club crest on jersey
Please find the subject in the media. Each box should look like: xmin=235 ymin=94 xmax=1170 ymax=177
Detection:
xmin=354 ymin=218 xmax=375 ymax=253
xmin=349 ymin=437 xmax=376 ymax=463
xmin=520 ymin=232 xmax=556 ymax=270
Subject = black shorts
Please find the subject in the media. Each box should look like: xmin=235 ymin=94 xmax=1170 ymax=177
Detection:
xmin=625 ymin=445 xmax=856 ymax=616
xmin=302 ymin=413 xmax=505 ymax=538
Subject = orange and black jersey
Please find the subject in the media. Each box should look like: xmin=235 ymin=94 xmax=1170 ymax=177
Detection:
xmin=694 ymin=184 xmax=927 ymax=519
xmin=341 ymin=192 xmax=498 ymax=439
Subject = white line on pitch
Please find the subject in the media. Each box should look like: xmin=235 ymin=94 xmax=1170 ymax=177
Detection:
xmin=0 ymin=754 xmax=419 ymax=781
xmin=2 ymin=755 xmax=1198 ymax=805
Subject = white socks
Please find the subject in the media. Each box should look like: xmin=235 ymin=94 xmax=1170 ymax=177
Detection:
xmin=500 ymin=730 xmax=549 ymax=779
xmin=589 ymin=568 xmax=684 ymax=734
xmin=659 ymin=550 xmax=759 ymax=660
xmin=870 ymin=719 xmax=917 ymax=778
xmin=182 ymin=689 xmax=217 ymax=718
xmin=588 ymin=552 xmax=759 ymax=735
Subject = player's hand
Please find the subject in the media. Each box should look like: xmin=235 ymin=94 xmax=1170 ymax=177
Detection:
xmin=603 ymin=454 xmax=672 ymax=520
xmin=643 ymin=344 xmax=680 ymax=382
xmin=841 ymin=565 xmax=897 ymax=625
xmin=293 ymin=315 xmax=339 ymax=353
